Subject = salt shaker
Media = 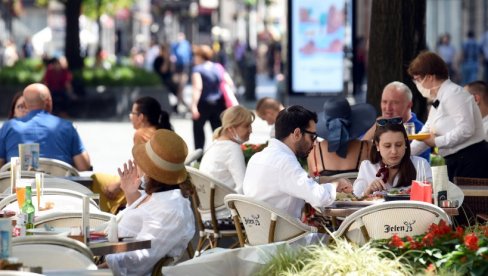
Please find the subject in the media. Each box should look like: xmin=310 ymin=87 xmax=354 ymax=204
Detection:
xmin=107 ymin=216 xmax=118 ymax=242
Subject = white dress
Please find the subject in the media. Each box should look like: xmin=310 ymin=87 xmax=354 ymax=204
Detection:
xmin=353 ymin=156 xmax=432 ymax=198
xmin=106 ymin=190 xmax=195 ymax=276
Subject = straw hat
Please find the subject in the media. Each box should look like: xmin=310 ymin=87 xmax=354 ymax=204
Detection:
xmin=132 ymin=129 xmax=188 ymax=185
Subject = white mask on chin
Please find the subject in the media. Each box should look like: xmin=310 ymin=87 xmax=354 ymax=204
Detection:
xmin=232 ymin=130 xmax=243 ymax=144
xmin=415 ymin=81 xmax=432 ymax=99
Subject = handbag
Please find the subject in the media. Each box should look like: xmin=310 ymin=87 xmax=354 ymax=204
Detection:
xmin=215 ymin=63 xmax=238 ymax=108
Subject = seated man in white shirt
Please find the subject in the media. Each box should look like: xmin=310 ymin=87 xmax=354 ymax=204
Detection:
xmin=243 ymin=105 xmax=352 ymax=219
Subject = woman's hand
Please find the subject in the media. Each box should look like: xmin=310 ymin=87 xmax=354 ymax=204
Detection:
xmin=117 ymin=159 xmax=140 ymax=195
xmin=335 ymin=178 xmax=353 ymax=193
xmin=191 ymin=105 xmax=200 ymax=120
xmin=365 ymin=178 xmax=386 ymax=195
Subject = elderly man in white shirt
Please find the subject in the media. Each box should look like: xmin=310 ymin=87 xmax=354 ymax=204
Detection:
xmin=408 ymin=51 xmax=488 ymax=181
xmin=243 ymin=105 xmax=352 ymax=219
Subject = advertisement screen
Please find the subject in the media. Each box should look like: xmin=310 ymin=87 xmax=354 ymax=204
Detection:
xmin=289 ymin=0 xmax=346 ymax=94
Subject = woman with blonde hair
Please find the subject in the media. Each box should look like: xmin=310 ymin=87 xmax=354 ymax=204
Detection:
xmin=199 ymin=105 xmax=255 ymax=194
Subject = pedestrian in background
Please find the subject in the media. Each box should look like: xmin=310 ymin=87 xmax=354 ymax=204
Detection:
xmin=171 ymin=32 xmax=192 ymax=113
xmin=190 ymin=45 xmax=226 ymax=150
xmin=461 ymin=31 xmax=479 ymax=85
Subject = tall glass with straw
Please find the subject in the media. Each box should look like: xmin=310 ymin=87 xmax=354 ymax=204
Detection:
xmin=35 ymin=172 xmax=44 ymax=211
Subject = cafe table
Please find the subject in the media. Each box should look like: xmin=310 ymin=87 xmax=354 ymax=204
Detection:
xmin=89 ymin=239 xmax=151 ymax=256
xmin=319 ymin=201 xmax=459 ymax=229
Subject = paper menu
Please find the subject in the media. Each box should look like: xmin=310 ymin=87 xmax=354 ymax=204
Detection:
xmin=18 ymin=143 xmax=39 ymax=171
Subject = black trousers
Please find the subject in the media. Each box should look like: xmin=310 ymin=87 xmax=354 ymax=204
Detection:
xmin=444 ymin=141 xmax=488 ymax=181
xmin=193 ymin=98 xmax=226 ymax=150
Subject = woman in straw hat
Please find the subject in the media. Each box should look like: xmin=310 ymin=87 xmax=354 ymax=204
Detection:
xmin=102 ymin=129 xmax=195 ymax=275
xmin=307 ymin=96 xmax=376 ymax=182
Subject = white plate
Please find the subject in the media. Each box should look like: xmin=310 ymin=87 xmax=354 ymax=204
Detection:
xmin=27 ymin=227 xmax=71 ymax=236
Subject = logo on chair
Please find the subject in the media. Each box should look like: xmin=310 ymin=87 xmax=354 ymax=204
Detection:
xmin=242 ymin=214 xmax=260 ymax=227
xmin=384 ymin=220 xmax=416 ymax=233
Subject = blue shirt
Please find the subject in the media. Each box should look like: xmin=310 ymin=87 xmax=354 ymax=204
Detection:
xmin=0 ymin=110 xmax=86 ymax=166
xmin=409 ymin=112 xmax=431 ymax=162
xmin=171 ymin=40 xmax=192 ymax=65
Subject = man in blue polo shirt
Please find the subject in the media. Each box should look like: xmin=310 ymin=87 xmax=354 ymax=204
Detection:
xmin=0 ymin=83 xmax=91 ymax=171
xmin=362 ymin=81 xmax=431 ymax=161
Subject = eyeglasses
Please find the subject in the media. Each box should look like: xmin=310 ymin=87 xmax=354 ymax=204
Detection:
xmin=301 ymin=129 xmax=318 ymax=141
xmin=376 ymin=117 xmax=403 ymax=126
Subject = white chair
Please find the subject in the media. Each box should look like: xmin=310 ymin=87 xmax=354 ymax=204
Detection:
xmin=186 ymin=166 xmax=240 ymax=253
xmin=333 ymin=200 xmax=451 ymax=246
xmin=0 ymin=171 xmax=54 ymax=195
xmin=0 ymin=188 xmax=100 ymax=213
xmin=320 ymin=172 xmax=358 ymax=183
xmin=1 ymin=176 xmax=93 ymax=196
xmin=184 ymin=149 xmax=203 ymax=166
xmin=0 ymin=157 xmax=80 ymax=177
xmin=224 ymin=194 xmax=318 ymax=246
xmin=12 ymin=235 xmax=97 ymax=270
xmin=34 ymin=211 xmax=115 ymax=230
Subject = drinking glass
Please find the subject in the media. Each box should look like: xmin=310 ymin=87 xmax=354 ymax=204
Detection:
xmin=35 ymin=172 xmax=44 ymax=211
xmin=15 ymin=179 xmax=30 ymax=210
xmin=404 ymin=122 xmax=416 ymax=135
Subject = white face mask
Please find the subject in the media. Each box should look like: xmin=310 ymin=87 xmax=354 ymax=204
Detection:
xmin=415 ymin=78 xmax=432 ymax=99
xmin=140 ymin=175 xmax=147 ymax=189
xmin=232 ymin=129 xmax=243 ymax=144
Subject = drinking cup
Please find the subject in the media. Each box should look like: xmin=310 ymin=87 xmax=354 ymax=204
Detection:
xmin=404 ymin=122 xmax=416 ymax=135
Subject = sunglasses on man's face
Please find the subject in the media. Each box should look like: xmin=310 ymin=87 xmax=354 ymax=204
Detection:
xmin=376 ymin=117 xmax=403 ymax=126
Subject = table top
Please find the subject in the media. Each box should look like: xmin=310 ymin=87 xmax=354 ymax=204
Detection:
xmin=459 ymin=185 xmax=488 ymax=197
xmin=321 ymin=203 xmax=459 ymax=217
xmin=89 ymin=239 xmax=151 ymax=256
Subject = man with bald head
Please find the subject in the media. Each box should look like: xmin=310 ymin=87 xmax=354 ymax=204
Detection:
xmin=363 ymin=81 xmax=431 ymax=161
xmin=0 ymin=83 xmax=91 ymax=171
xmin=255 ymin=97 xmax=285 ymax=138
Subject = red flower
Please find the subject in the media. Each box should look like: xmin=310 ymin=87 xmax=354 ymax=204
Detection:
xmin=390 ymin=234 xmax=405 ymax=248
xmin=455 ymin=226 xmax=464 ymax=239
xmin=426 ymin=263 xmax=436 ymax=273
xmin=407 ymin=236 xmax=422 ymax=250
xmin=464 ymin=233 xmax=479 ymax=251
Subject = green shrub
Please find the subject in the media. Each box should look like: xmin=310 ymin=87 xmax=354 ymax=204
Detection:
xmin=0 ymin=59 xmax=160 ymax=87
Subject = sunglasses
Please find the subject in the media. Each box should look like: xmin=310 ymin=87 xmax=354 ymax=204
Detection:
xmin=376 ymin=117 xmax=403 ymax=126
xmin=301 ymin=129 xmax=318 ymax=141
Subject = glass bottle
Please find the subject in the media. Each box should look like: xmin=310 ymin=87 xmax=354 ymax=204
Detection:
xmin=21 ymin=186 xmax=35 ymax=235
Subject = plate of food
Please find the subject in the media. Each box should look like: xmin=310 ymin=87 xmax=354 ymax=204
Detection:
xmin=407 ymin=133 xmax=431 ymax=141
xmin=385 ymin=187 xmax=411 ymax=201
xmin=335 ymin=192 xmax=385 ymax=206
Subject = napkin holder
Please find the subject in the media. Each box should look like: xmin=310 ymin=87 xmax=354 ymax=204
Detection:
xmin=432 ymin=166 xmax=448 ymax=206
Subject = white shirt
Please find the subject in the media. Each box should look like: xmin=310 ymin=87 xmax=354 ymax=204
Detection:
xmin=243 ymin=138 xmax=336 ymax=219
xmin=200 ymin=140 xmax=246 ymax=194
xmin=411 ymin=80 xmax=486 ymax=157
xmin=353 ymin=156 xmax=432 ymax=198
xmin=106 ymin=190 xmax=195 ymax=276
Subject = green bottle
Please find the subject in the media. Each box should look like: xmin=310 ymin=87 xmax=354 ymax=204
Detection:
xmin=21 ymin=186 xmax=35 ymax=235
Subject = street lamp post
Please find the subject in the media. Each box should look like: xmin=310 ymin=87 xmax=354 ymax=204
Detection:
xmin=189 ymin=1 xmax=199 ymax=44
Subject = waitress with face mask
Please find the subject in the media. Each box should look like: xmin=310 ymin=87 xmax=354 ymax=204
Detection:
xmin=199 ymin=105 xmax=255 ymax=194
xmin=407 ymin=51 xmax=488 ymax=180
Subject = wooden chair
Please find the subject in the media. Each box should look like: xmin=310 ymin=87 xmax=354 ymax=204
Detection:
xmin=333 ymin=200 xmax=451 ymax=245
xmin=224 ymin=194 xmax=318 ymax=247
xmin=454 ymin=177 xmax=488 ymax=224
xmin=12 ymin=236 xmax=96 ymax=270
xmin=0 ymin=157 xmax=80 ymax=177
xmin=186 ymin=166 xmax=240 ymax=255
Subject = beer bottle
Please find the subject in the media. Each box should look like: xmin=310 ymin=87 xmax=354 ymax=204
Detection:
xmin=21 ymin=186 xmax=35 ymax=235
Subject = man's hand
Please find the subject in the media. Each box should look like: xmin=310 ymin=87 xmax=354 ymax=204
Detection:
xmin=422 ymin=133 xmax=436 ymax=148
